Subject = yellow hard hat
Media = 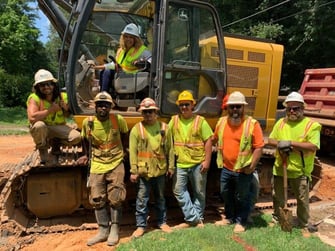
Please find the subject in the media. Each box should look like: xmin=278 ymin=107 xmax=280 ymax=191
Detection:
xmin=176 ymin=90 xmax=196 ymax=105
xmin=34 ymin=69 xmax=57 ymax=86
xmin=138 ymin=98 xmax=159 ymax=111
xmin=94 ymin=91 xmax=115 ymax=108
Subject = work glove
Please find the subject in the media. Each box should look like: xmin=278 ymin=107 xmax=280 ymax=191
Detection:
xmin=277 ymin=140 xmax=292 ymax=154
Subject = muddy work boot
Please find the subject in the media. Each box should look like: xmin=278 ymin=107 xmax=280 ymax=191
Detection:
xmin=87 ymin=207 xmax=110 ymax=246
xmin=38 ymin=148 xmax=48 ymax=164
xmin=107 ymin=208 xmax=121 ymax=246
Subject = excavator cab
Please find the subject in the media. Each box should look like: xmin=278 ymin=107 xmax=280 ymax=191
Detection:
xmin=38 ymin=0 xmax=226 ymax=122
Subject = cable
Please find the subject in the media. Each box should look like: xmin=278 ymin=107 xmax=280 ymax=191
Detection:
xmin=222 ymin=0 xmax=291 ymax=29
xmin=272 ymin=0 xmax=335 ymax=23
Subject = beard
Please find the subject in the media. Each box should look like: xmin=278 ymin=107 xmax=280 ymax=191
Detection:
xmin=228 ymin=111 xmax=243 ymax=126
xmin=287 ymin=110 xmax=304 ymax=121
xmin=96 ymin=109 xmax=109 ymax=121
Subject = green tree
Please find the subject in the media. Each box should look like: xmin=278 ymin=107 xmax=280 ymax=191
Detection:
xmin=0 ymin=0 xmax=51 ymax=107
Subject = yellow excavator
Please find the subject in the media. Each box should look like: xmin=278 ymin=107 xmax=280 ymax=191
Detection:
xmin=1 ymin=0 xmax=320 ymax=234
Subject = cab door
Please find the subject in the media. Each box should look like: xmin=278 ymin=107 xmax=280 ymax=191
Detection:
xmin=155 ymin=0 xmax=226 ymax=122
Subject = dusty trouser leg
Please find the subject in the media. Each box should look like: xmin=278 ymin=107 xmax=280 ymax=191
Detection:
xmin=87 ymin=173 xmax=110 ymax=246
xmin=87 ymin=206 xmax=110 ymax=246
xmin=108 ymin=207 xmax=122 ymax=246
xmin=48 ymin=125 xmax=81 ymax=147
xmin=30 ymin=121 xmax=49 ymax=163
xmin=106 ymin=163 xmax=126 ymax=245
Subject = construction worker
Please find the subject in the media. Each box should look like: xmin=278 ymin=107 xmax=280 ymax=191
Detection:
xmin=212 ymin=91 xmax=264 ymax=233
xmin=76 ymin=91 xmax=128 ymax=246
xmin=217 ymin=93 xmax=260 ymax=223
xmin=95 ymin=23 xmax=151 ymax=94
xmin=268 ymin=91 xmax=321 ymax=232
xmin=169 ymin=90 xmax=213 ymax=228
xmin=129 ymin=98 xmax=174 ymax=238
xmin=26 ymin=69 xmax=81 ymax=164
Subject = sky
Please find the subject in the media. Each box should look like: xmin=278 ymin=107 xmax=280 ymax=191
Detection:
xmin=31 ymin=2 xmax=50 ymax=44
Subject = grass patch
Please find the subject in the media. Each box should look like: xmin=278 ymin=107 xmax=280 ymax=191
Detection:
xmin=0 ymin=107 xmax=29 ymax=135
xmin=0 ymin=107 xmax=27 ymax=124
xmin=117 ymin=214 xmax=335 ymax=251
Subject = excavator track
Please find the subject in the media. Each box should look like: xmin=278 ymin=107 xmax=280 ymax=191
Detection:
xmin=0 ymin=146 xmax=323 ymax=234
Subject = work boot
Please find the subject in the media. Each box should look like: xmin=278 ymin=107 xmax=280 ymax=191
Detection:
xmin=87 ymin=207 xmax=110 ymax=246
xmin=107 ymin=208 xmax=121 ymax=246
xmin=50 ymin=138 xmax=62 ymax=155
xmin=131 ymin=227 xmax=145 ymax=238
xmin=38 ymin=148 xmax=48 ymax=164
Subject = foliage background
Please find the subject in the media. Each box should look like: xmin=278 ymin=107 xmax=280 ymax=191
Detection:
xmin=1 ymin=0 xmax=335 ymax=107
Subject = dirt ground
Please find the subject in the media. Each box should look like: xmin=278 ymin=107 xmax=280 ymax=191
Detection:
xmin=0 ymin=135 xmax=335 ymax=250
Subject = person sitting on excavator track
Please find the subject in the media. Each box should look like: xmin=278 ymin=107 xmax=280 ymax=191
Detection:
xmin=76 ymin=91 xmax=129 ymax=247
xmin=26 ymin=69 xmax=81 ymax=164
xmin=94 ymin=23 xmax=152 ymax=95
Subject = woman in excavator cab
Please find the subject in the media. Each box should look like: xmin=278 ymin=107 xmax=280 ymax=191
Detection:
xmin=94 ymin=23 xmax=152 ymax=96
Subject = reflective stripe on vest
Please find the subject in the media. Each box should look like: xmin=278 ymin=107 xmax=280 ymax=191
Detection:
xmin=217 ymin=116 xmax=255 ymax=170
xmin=137 ymin=121 xmax=167 ymax=160
xmin=91 ymin=114 xmax=121 ymax=150
xmin=173 ymin=115 xmax=203 ymax=147
xmin=172 ymin=115 xmax=206 ymax=165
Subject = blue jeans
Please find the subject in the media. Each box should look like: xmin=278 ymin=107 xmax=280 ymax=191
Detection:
xmin=220 ymin=167 xmax=253 ymax=225
xmin=173 ymin=164 xmax=207 ymax=224
xmin=99 ymin=69 xmax=115 ymax=93
xmin=135 ymin=175 xmax=167 ymax=228
xmin=249 ymin=171 xmax=260 ymax=212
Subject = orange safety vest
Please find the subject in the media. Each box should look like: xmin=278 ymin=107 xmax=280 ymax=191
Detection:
xmin=89 ymin=114 xmax=123 ymax=162
xmin=135 ymin=121 xmax=168 ymax=178
xmin=215 ymin=116 xmax=256 ymax=170
xmin=172 ymin=115 xmax=206 ymax=166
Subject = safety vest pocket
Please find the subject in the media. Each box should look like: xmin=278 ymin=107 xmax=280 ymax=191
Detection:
xmin=138 ymin=161 xmax=148 ymax=176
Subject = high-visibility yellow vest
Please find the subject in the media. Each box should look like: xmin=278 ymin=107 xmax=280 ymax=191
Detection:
xmin=215 ymin=116 xmax=256 ymax=170
xmin=275 ymin=117 xmax=317 ymax=179
xmin=116 ymin=45 xmax=147 ymax=73
xmin=134 ymin=121 xmax=168 ymax=178
xmin=89 ymin=114 xmax=123 ymax=162
xmin=27 ymin=93 xmax=67 ymax=125
xmin=171 ymin=115 xmax=206 ymax=166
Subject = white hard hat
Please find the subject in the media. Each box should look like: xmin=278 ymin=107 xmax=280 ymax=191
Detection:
xmin=138 ymin=98 xmax=159 ymax=111
xmin=226 ymin=91 xmax=248 ymax=105
xmin=34 ymin=69 xmax=57 ymax=86
xmin=121 ymin=23 xmax=140 ymax=38
xmin=94 ymin=91 xmax=115 ymax=108
xmin=283 ymin=91 xmax=305 ymax=107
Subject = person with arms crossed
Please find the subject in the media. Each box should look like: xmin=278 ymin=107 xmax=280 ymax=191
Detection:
xmin=212 ymin=91 xmax=264 ymax=233
xmin=268 ymin=91 xmax=321 ymax=233
xmin=169 ymin=90 xmax=213 ymax=228
xmin=129 ymin=98 xmax=174 ymax=238
xmin=76 ymin=91 xmax=128 ymax=246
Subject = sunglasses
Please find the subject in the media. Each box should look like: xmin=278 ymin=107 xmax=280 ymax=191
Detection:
xmin=228 ymin=105 xmax=242 ymax=109
xmin=286 ymin=106 xmax=301 ymax=112
xmin=39 ymin=82 xmax=53 ymax=88
xmin=142 ymin=109 xmax=155 ymax=114
xmin=179 ymin=103 xmax=191 ymax=108
xmin=96 ymin=102 xmax=111 ymax=108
